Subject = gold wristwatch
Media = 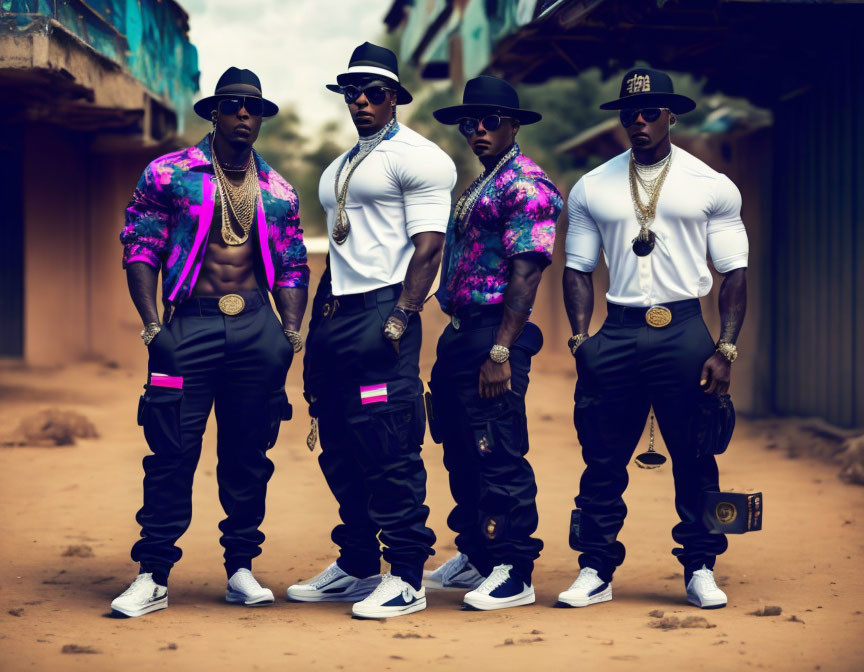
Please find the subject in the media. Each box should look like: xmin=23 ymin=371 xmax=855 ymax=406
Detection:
xmin=716 ymin=340 xmax=738 ymax=363
xmin=140 ymin=322 xmax=161 ymax=346
xmin=568 ymin=332 xmax=589 ymax=356
xmin=489 ymin=344 xmax=510 ymax=364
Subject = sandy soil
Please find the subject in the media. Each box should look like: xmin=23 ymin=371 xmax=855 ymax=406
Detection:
xmin=0 ymin=356 xmax=862 ymax=672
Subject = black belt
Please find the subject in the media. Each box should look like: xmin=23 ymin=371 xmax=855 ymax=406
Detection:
xmin=175 ymin=291 xmax=266 ymax=318
xmin=605 ymin=299 xmax=701 ymax=327
xmin=325 ymin=283 xmax=401 ymax=317
xmin=449 ymin=304 xmax=506 ymax=331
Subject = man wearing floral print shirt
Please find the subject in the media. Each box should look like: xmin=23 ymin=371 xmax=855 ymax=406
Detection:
xmin=426 ymin=76 xmax=562 ymax=611
xmin=111 ymin=68 xmax=309 ymax=618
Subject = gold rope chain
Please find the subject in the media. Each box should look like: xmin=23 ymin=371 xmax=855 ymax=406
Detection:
xmin=453 ymin=144 xmax=519 ymax=232
xmin=628 ymin=152 xmax=672 ymax=231
xmin=211 ymin=134 xmax=259 ymax=246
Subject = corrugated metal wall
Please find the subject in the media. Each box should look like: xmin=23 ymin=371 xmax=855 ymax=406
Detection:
xmin=771 ymin=26 xmax=864 ymax=428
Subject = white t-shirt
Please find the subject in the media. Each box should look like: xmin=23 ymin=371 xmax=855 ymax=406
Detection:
xmin=565 ymin=146 xmax=748 ymax=306
xmin=319 ymin=124 xmax=457 ymax=296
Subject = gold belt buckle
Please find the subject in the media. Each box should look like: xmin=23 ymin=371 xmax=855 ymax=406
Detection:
xmin=645 ymin=305 xmax=672 ymax=328
xmin=218 ymin=294 xmax=245 ymax=316
xmin=451 ymin=315 xmax=461 ymax=330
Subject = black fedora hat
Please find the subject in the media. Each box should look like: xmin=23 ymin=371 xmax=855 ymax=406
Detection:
xmin=599 ymin=68 xmax=695 ymax=114
xmin=433 ymin=75 xmax=541 ymax=125
xmin=325 ymin=42 xmax=413 ymax=105
xmin=193 ymin=67 xmax=279 ymax=119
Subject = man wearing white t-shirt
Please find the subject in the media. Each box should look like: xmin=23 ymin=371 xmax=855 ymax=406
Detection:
xmin=286 ymin=43 xmax=457 ymax=619
xmin=558 ymin=69 xmax=748 ymax=610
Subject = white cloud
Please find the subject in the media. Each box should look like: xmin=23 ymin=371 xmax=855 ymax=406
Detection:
xmin=185 ymin=0 xmax=394 ymax=141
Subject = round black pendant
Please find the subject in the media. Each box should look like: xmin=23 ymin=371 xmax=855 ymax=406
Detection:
xmin=632 ymin=230 xmax=656 ymax=257
xmin=635 ymin=449 xmax=667 ymax=469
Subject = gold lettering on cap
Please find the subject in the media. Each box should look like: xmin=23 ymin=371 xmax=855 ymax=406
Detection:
xmin=626 ymin=74 xmax=651 ymax=94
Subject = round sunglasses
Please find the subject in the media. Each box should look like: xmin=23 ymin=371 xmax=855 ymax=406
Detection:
xmin=217 ymin=96 xmax=264 ymax=117
xmin=458 ymin=114 xmax=513 ymax=137
xmin=341 ymin=84 xmax=395 ymax=106
xmin=619 ymin=108 xmax=665 ymax=127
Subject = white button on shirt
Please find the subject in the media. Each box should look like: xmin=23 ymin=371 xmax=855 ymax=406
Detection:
xmin=319 ymin=124 xmax=457 ymax=296
xmin=565 ymin=146 xmax=749 ymax=306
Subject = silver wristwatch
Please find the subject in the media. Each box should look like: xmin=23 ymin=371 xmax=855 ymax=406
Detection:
xmin=140 ymin=322 xmax=162 ymax=346
xmin=489 ymin=344 xmax=510 ymax=364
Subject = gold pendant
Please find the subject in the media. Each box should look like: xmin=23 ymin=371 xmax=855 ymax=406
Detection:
xmin=332 ymin=207 xmax=349 ymax=245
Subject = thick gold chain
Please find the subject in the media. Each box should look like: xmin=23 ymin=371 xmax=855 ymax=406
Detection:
xmin=454 ymin=144 xmax=519 ymax=233
xmin=628 ymin=152 xmax=671 ymax=229
xmin=211 ymin=135 xmax=259 ymax=246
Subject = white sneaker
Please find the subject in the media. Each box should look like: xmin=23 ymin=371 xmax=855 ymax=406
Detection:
xmin=463 ymin=564 xmax=535 ymax=611
xmin=225 ymin=569 xmax=274 ymax=606
xmin=110 ymin=573 xmax=168 ymax=618
xmin=556 ymin=567 xmax=612 ymax=608
xmin=424 ymin=552 xmax=484 ymax=590
xmin=286 ymin=562 xmax=380 ymax=603
xmin=351 ymin=573 xmax=426 ymax=619
xmin=686 ymin=566 xmax=727 ymax=609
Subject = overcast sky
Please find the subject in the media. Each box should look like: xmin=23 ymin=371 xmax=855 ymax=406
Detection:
xmin=183 ymin=0 xmax=394 ymax=139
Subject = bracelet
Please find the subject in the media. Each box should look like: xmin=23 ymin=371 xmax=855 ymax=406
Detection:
xmin=140 ymin=322 xmax=162 ymax=346
xmin=283 ymin=329 xmax=304 ymax=353
xmin=568 ymin=332 xmax=589 ymax=356
xmin=383 ymin=306 xmax=412 ymax=341
xmin=716 ymin=340 xmax=738 ymax=363
xmin=489 ymin=344 xmax=510 ymax=364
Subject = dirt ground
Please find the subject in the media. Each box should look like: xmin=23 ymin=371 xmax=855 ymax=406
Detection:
xmin=1 ymin=355 xmax=863 ymax=672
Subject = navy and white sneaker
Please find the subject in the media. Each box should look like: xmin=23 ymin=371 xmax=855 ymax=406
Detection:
xmin=286 ymin=562 xmax=380 ymax=603
xmin=556 ymin=567 xmax=612 ymax=608
xmin=686 ymin=565 xmax=727 ymax=609
xmin=110 ymin=573 xmax=168 ymax=618
xmin=462 ymin=564 xmax=535 ymax=611
xmin=351 ymin=573 xmax=426 ymax=619
xmin=225 ymin=569 xmax=274 ymax=606
xmin=424 ymin=552 xmax=484 ymax=590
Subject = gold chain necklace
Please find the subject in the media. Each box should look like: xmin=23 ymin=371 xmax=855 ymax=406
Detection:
xmin=211 ymin=134 xmax=259 ymax=246
xmin=454 ymin=144 xmax=519 ymax=234
xmin=332 ymin=118 xmax=397 ymax=245
xmin=628 ymin=151 xmax=671 ymax=254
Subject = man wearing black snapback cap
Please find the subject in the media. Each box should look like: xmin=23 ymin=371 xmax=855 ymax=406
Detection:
xmin=112 ymin=67 xmax=308 ymax=617
xmin=558 ymin=68 xmax=749 ymax=610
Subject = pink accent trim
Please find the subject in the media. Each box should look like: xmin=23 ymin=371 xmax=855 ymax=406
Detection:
xmin=126 ymin=253 xmax=159 ymax=266
xmin=169 ymin=174 xmax=215 ymax=302
xmin=361 ymin=394 xmax=388 ymax=405
xmin=256 ymin=194 xmax=275 ymax=290
xmin=360 ymin=383 xmax=388 ymax=405
xmin=360 ymin=384 xmax=388 ymax=393
xmin=150 ymin=375 xmax=183 ymax=389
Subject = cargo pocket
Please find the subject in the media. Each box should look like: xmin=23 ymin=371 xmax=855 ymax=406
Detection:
xmin=690 ymin=393 xmax=736 ymax=459
xmin=264 ymin=388 xmax=293 ymax=450
xmin=139 ymin=386 xmax=184 ymax=454
xmin=468 ymin=392 xmax=526 ymax=461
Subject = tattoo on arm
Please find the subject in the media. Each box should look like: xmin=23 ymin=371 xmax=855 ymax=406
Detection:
xmin=563 ymin=267 xmax=594 ymax=334
xmin=495 ymin=255 xmax=544 ymax=348
xmin=126 ymin=262 xmax=161 ymax=326
xmin=274 ymin=287 xmax=309 ymax=332
xmin=718 ymin=268 xmax=747 ymax=343
xmin=398 ymin=231 xmax=445 ymax=312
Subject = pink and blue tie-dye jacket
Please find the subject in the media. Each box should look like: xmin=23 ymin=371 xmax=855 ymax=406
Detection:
xmin=121 ymin=136 xmax=309 ymax=304
xmin=437 ymin=145 xmax=563 ymax=314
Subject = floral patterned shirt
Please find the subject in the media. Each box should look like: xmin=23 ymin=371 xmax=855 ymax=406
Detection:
xmin=436 ymin=146 xmax=562 ymax=314
xmin=121 ymin=135 xmax=309 ymax=304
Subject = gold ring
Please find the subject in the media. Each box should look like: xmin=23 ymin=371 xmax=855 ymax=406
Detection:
xmin=645 ymin=305 xmax=672 ymax=328
xmin=218 ymin=294 xmax=245 ymax=316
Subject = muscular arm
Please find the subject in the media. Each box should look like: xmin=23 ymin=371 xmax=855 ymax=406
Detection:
xmin=274 ymin=287 xmax=308 ymax=333
xmin=126 ymin=262 xmax=161 ymax=326
xmin=701 ymin=267 xmax=747 ymax=395
xmin=397 ymin=231 xmax=445 ymax=311
xmin=562 ymin=267 xmax=594 ymax=336
xmin=478 ymin=254 xmax=545 ymax=398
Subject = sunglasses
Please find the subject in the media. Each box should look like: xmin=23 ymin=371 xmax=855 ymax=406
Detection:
xmin=341 ymin=84 xmax=395 ymax=106
xmin=619 ymin=108 xmax=666 ymax=127
xmin=457 ymin=114 xmax=514 ymax=137
xmin=217 ymin=96 xmax=264 ymax=117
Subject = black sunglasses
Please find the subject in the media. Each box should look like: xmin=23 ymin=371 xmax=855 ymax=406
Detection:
xmin=217 ymin=96 xmax=264 ymax=117
xmin=341 ymin=84 xmax=395 ymax=106
xmin=457 ymin=114 xmax=513 ymax=137
xmin=619 ymin=108 xmax=664 ymax=127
